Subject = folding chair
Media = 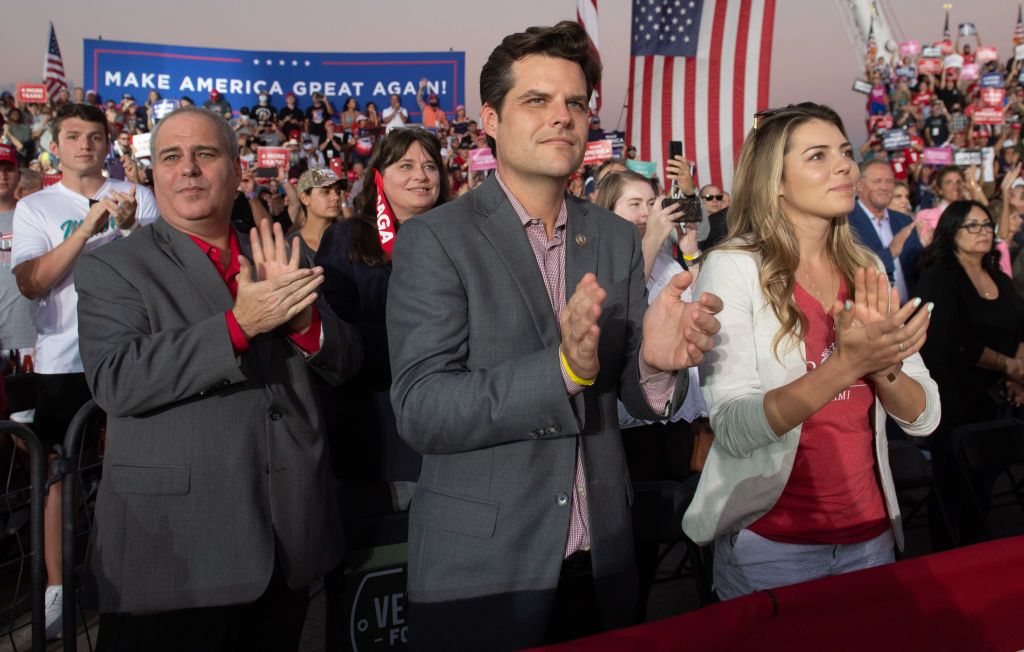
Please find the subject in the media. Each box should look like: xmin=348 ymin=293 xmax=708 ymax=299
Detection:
xmin=887 ymin=438 xmax=954 ymax=555
xmin=952 ymin=419 xmax=1024 ymax=542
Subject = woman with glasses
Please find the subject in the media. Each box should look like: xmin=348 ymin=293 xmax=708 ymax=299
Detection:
xmin=916 ymin=200 xmax=1024 ymax=548
xmin=683 ymin=102 xmax=940 ymax=600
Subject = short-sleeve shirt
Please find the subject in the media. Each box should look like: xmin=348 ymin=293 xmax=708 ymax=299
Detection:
xmin=11 ymin=180 xmax=159 ymax=373
xmin=0 ymin=210 xmax=36 ymax=350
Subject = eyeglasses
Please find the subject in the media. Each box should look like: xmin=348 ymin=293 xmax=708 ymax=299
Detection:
xmin=959 ymin=222 xmax=995 ymax=234
xmin=702 ymin=194 xmax=724 ymax=201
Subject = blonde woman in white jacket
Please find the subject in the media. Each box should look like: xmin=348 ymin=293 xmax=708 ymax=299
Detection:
xmin=683 ymin=103 xmax=940 ymax=600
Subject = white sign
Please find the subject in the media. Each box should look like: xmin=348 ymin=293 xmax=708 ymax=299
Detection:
xmin=131 ymin=133 xmax=152 ymax=159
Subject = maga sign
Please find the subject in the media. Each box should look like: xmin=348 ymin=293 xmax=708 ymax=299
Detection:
xmin=84 ymin=39 xmax=465 ymax=119
xmin=16 ymin=84 xmax=47 ymax=104
xmin=972 ymin=107 xmax=1005 ymax=125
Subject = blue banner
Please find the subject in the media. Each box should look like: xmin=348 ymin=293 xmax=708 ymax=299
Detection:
xmin=83 ymin=39 xmax=465 ymax=118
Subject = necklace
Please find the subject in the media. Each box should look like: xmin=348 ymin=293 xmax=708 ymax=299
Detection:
xmin=799 ymin=266 xmax=836 ymax=309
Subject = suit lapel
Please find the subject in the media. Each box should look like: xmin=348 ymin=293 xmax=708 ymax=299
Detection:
xmin=564 ymin=199 xmax=598 ymax=297
xmin=852 ymin=204 xmax=884 ymax=251
xmin=152 ymin=218 xmax=235 ymax=314
xmin=474 ymin=177 xmax=560 ymax=345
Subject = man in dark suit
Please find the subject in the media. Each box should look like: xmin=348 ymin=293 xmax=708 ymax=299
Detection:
xmin=387 ymin=22 xmax=722 ymax=651
xmin=76 ymin=106 xmax=362 ymax=651
xmin=848 ymin=159 xmax=924 ymax=303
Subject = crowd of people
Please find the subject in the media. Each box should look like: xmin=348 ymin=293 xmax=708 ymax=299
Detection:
xmin=0 ymin=16 xmax=1021 ymax=652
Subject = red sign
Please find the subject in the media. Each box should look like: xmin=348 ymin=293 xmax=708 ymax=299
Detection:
xmin=972 ymin=107 xmax=1005 ymax=125
xmin=918 ymin=58 xmax=942 ymax=75
xmin=899 ymin=40 xmax=920 ymax=57
xmin=256 ymin=146 xmax=289 ymax=169
xmin=42 ymin=172 xmax=62 ymax=187
xmin=16 ymin=84 xmax=47 ymax=104
xmin=468 ymin=148 xmax=497 ymax=172
xmin=975 ymin=46 xmax=999 ymax=63
xmin=868 ymin=114 xmax=893 ymax=133
xmin=329 ymin=157 xmax=344 ymax=177
xmin=583 ymin=140 xmax=613 ymax=166
xmin=960 ymin=64 xmax=980 ymax=81
xmin=981 ymin=88 xmax=1006 ymax=107
xmin=936 ymin=39 xmax=954 ymax=55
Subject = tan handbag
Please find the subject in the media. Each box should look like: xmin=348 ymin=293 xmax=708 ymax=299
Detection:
xmin=689 ymin=417 xmax=714 ymax=473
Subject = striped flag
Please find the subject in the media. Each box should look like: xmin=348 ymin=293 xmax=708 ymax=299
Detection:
xmin=577 ymin=0 xmax=602 ymax=113
xmin=43 ymin=22 xmax=67 ymax=98
xmin=626 ymin=0 xmax=777 ymax=193
xmin=866 ymin=18 xmax=877 ymax=60
xmin=941 ymin=8 xmax=951 ymax=40
xmin=1014 ymin=4 xmax=1023 ymax=46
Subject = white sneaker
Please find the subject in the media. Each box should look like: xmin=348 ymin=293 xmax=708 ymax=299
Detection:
xmin=44 ymin=584 xmax=62 ymax=640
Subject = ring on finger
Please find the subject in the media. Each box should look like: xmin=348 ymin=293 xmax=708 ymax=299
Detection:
xmin=898 ymin=341 xmax=906 ymax=353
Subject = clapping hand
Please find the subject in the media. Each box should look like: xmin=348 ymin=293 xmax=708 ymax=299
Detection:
xmin=560 ymin=273 xmax=605 ymax=381
xmin=232 ymin=218 xmax=322 ymax=338
xmin=640 ymin=271 xmax=723 ymax=373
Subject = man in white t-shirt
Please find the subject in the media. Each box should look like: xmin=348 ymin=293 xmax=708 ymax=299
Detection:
xmin=11 ymin=102 xmax=157 ymax=640
xmin=381 ymin=93 xmax=408 ymax=132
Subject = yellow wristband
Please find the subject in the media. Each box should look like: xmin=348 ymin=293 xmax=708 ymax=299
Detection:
xmin=560 ymin=349 xmax=596 ymax=386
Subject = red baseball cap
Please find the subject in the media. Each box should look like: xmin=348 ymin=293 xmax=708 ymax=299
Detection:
xmin=289 ymin=129 xmax=301 ymax=139
xmin=0 ymin=143 xmax=17 ymax=166
xmin=210 ymin=90 xmax=220 ymax=98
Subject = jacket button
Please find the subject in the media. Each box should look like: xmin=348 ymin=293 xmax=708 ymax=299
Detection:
xmin=270 ymin=411 xmax=282 ymax=421
xmin=556 ymin=493 xmax=569 ymax=507
xmin=546 ymin=426 xmax=558 ymax=435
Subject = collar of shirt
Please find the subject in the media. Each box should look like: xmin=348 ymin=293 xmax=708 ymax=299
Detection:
xmin=495 ymin=172 xmax=568 ymax=235
xmin=187 ymin=229 xmax=241 ymax=284
xmin=858 ymin=199 xmax=889 ymax=225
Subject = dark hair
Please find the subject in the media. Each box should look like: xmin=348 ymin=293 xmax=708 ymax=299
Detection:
xmin=50 ymin=102 xmax=109 ymax=143
xmin=918 ymin=200 xmax=999 ymax=274
xmin=344 ymin=97 xmax=357 ymax=111
xmin=348 ymin=128 xmax=451 ymax=267
xmin=479 ymin=21 xmax=601 ymax=153
xmin=934 ymin=165 xmax=963 ymax=188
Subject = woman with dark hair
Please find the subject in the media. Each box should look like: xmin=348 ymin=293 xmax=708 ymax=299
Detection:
xmin=315 ymin=127 xmax=450 ymax=484
xmin=684 ymin=102 xmax=939 ymax=599
xmin=916 ymin=199 xmax=1024 ymax=548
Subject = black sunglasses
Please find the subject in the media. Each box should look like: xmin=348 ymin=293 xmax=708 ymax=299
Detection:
xmin=702 ymin=194 xmax=724 ymax=201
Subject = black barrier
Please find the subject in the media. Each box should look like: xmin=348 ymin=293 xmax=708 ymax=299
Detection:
xmin=58 ymin=399 xmax=103 ymax=652
xmin=0 ymin=420 xmax=48 ymax=652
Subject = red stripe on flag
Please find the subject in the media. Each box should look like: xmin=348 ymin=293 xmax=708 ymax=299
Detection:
xmin=661 ymin=57 xmax=675 ymax=191
xmin=683 ymin=57 xmax=696 ymax=175
xmin=640 ymin=57 xmax=654 ymax=161
xmin=758 ymin=0 xmax=777 ymax=110
xmin=706 ymin=0 xmax=729 ymax=189
xmin=732 ymin=0 xmax=753 ymax=164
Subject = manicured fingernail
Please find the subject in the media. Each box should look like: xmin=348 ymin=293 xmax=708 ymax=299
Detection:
xmin=844 ymin=300 xmax=853 ymax=311
xmin=926 ymin=302 xmax=934 ymax=315
xmin=913 ymin=298 xmax=922 ymax=308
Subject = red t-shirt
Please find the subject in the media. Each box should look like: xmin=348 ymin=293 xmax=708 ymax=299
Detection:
xmin=750 ymin=282 xmax=888 ymax=545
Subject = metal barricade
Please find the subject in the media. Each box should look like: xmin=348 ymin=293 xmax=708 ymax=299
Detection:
xmin=57 ymin=400 xmax=104 ymax=652
xmin=0 ymin=420 xmax=48 ymax=652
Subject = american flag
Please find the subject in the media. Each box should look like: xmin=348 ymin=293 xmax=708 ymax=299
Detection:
xmin=866 ymin=19 xmax=877 ymax=60
xmin=1014 ymin=3 xmax=1023 ymax=46
xmin=43 ymin=22 xmax=67 ymax=98
xmin=626 ymin=0 xmax=777 ymax=192
xmin=941 ymin=8 xmax=951 ymax=41
xmin=577 ymin=0 xmax=602 ymax=113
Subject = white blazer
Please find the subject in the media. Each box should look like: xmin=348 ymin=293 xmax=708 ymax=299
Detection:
xmin=682 ymin=244 xmax=941 ymax=549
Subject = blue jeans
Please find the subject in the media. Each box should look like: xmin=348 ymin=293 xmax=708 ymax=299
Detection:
xmin=713 ymin=528 xmax=895 ymax=600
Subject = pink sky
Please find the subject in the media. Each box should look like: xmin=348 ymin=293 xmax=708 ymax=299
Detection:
xmin=1 ymin=0 xmax=1015 ymax=187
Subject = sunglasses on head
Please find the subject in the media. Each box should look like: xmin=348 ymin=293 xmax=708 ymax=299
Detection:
xmin=702 ymin=194 xmax=724 ymax=201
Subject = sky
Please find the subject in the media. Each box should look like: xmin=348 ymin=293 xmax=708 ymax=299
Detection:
xmin=0 ymin=0 xmax=1016 ymax=183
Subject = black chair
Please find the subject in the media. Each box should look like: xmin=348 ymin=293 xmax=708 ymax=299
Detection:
xmin=952 ymin=419 xmax=1024 ymax=541
xmin=57 ymin=399 xmax=105 ymax=651
xmin=887 ymin=438 xmax=954 ymax=555
xmin=0 ymin=419 xmax=49 ymax=652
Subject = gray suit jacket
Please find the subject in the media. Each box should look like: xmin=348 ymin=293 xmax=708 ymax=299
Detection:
xmin=387 ymin=175 xmax=687 ymax=647
xmin=76 ymin=218 xmax=362 ymax=613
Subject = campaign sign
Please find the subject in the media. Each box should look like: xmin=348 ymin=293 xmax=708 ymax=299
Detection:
xmin=131 ymin=133 xmax=151 ymax=159
xmin=152 ymin=99 xmax=177 ymax=121
xmin=257 ymin=146 xmax=289 ymax=168
xmin=899 ymin=40 xmax=921 ymax=57
xmin=937 ymin=40 xmax=954 ymax=55
xmin=918 ymin=58 xmax=942 ymax=75
xmin=981 ymin=88 xmax=1006 ymax=108
xmin=583 ymin=140 xmax=613 ymax=166
xmin=84 ymin=39 xmax=465 ymax=120
xmin=852 ymin=79 xmax=873 ymax=94
xmin=626 ymin=160 xmax=658 ymax=179
xmin=980 ymin=73 xmax=1005 ymax=89
xmin=942 ymin=54 xmax=964 ymax=70
xmin=921 ymin=45 xmax=942 ymax=59
xmin=16 ymin=84 xmax=47 ymax=104
xmin=467 ymin=147 xmax=496 ymax=172
xmin=606 ymin=131 xmax=626 ymax=158
xmin=882 ymin=129 xmax=911 ymax=152
xmin=868 ymin=114 xmax=893 ymax=133
xmin=971 ymin=107 xmax=1005 ymax=125
xmin=895 ymin=66 xmax=917 ymax=80
xmin=975 ymin=46 xmax=999 ymax=64
xmin=42 ymin=172 xmax=62 ymax=187
xmin=958 ymin=22 xmax=977 ymax=37
xmin=921 ymin=147 xmax=953 ymax=166
xmin=953 ymin=148 xmax=983 ymax=166
xmin=960 ymin=64 xmax=980 ymax=82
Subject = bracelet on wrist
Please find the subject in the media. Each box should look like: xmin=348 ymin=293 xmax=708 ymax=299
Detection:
xmin=560 ymin=348 xmax=596 ymax=386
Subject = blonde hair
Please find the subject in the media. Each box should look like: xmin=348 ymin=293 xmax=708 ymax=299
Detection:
xmin=718 ymin=102 xmax=873 ymax=359
xmin=593 ymin=170 xmax=656 ymax=212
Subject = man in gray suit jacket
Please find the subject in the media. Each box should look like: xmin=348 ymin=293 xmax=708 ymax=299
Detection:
xmin=76 ymin=106 xmax=362 ymax=651
xmin=387 ymin=22 xmax=722 ymax=650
